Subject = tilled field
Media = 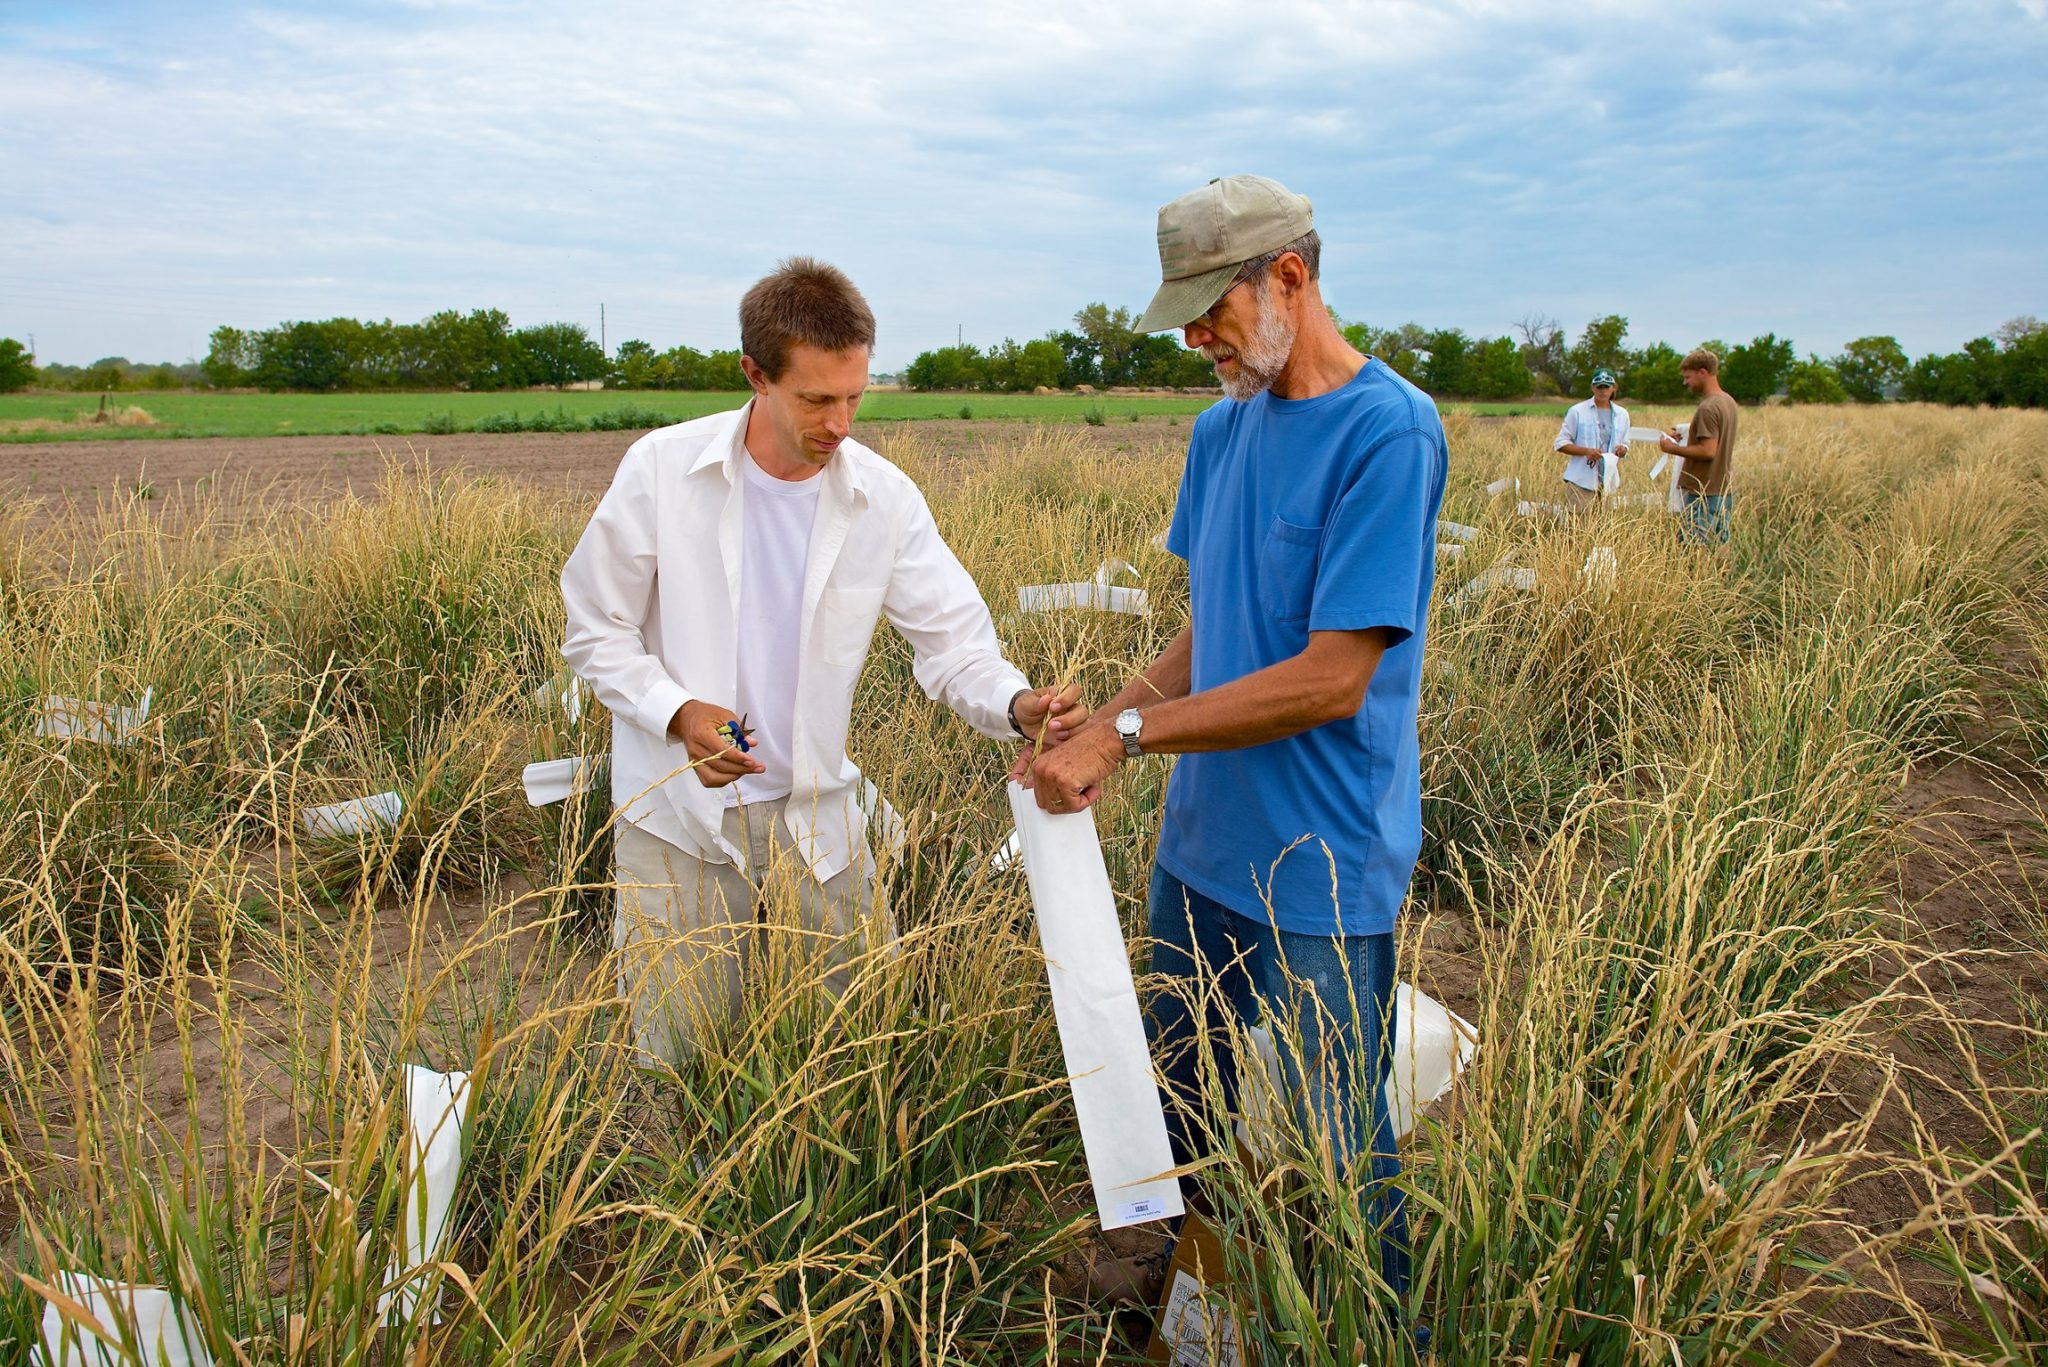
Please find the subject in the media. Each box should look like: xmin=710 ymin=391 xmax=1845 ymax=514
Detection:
xmin=0 ymin=419 xmax=1197 ymax=522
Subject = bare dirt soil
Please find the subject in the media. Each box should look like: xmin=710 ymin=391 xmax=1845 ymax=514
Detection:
xmin=0 ymin=421 xmax=1192 ymax=526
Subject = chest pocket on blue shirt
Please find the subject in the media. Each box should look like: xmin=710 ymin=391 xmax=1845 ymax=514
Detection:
xmin=1257 ymin=515 xmax=1322 ymax=623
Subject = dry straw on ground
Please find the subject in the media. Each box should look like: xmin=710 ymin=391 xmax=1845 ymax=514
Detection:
xmin=0 ymin=404 xmax=2043 ymax=1363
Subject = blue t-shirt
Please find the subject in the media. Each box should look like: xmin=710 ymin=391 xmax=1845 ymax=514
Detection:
xmin=1156 ymin=359 xmax=1446 ymax=938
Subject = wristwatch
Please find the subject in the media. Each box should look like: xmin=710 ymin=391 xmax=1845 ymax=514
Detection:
xmin=1114 ymin=707 xmax=1144 ymax=758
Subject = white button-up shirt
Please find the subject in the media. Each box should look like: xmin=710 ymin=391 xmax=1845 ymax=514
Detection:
xmin=1554 ymin=396 xmax=1631 ymax=491
xmin=1554 ymin=397 xmax=1631 ymax=458
xmin=561 ymin=402 xmax=1026 ymax=879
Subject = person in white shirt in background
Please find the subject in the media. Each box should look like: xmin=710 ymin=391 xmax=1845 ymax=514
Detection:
xmin=1554 ymin=367 xmax=1629 ymax=513
xmin=562 ymin=257 xmax=1087 ymax=1067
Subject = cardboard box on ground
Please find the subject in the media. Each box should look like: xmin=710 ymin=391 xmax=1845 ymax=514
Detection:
xmin=1149 ymin=1211 xmax=1257 ymax=1367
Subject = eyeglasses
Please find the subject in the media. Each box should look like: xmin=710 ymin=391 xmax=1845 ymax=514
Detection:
xmin=1192 ymin=262 xmax=1263 ymax=329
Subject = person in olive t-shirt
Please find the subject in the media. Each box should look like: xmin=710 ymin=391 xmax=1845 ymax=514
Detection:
xmin=1660 ymin=347 xmax=1740 ymax=544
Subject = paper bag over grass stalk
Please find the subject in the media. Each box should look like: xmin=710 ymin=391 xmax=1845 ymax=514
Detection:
xmin=522 ymin=756 xmax=589 ymax=807
xmin=1235 ymin=983 xmax=1479 ymax=1165
xmin=1005 ymin=782 xmax=1182 ymax=1230
xmin=381 ymin=1065 xmax=473 ymax=1325
xmin=34 ymin=1270 xmax=213 ymax=1367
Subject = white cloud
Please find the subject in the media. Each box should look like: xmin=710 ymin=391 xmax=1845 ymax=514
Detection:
xmin=0 ymin=0 xmax=2043 ymax=363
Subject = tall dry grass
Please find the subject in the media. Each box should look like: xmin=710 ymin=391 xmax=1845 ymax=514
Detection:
xmin=0 ymin=403 xmax=2043 ymax=1363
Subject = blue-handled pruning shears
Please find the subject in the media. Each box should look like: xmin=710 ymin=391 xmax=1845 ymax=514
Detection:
xmin=716 ymin=714 xmax=756 ymax=754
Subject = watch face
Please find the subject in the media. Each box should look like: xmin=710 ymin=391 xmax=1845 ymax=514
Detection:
xmin=1117 ymin=709 xmax=1141 ymax=735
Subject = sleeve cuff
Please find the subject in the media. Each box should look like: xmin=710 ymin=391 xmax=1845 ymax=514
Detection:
xmin=633 ymin=678 xmax=695 ymax=741
xmin=1310 ymin=610 xmax=1417 ymax=647
xmin=979 ymin=666 xmax=1032 ymax=739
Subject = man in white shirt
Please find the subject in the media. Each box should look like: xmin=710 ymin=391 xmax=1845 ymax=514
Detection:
xmin=562 ymin=257 xmax=1084 ymax=1066
xmin=1554 ymin=367 xmax=1629 ymax=512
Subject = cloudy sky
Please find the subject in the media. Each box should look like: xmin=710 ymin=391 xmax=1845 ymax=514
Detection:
xmin=3 ymin=0 xmax=2044 ymax=368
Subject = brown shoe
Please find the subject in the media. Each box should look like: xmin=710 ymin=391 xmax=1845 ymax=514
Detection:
xmin=1069 ymin=1238 xmax=1174 ymax=1306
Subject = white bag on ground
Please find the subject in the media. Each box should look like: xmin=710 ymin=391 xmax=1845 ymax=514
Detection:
xmin=381 ymin=1066 xmax=472 ymax=1323
xmin=1005 ymin=782 xmax=1183 ymax=1230
xmin=304 ymin=791 xmax=404 ymax=839
xmin=37 ymin=689 xmax=153 ymax=747
xmin=1448 ymin=564 xmax=1537 ymax=608
xmin=35 ymin=1271 xmax=212 ymax=1367
xmin=1017 ymin=558 xmax=1149 ymax=616
xmin=1236 ymin=983 xmax=1479 ymax=1163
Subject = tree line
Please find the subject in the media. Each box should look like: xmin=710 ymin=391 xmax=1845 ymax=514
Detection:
xmin=193 ymin=312 xmax=611 ymax=392
xmin=1 ymin=308 xmax=2041 ymax=407
xmin=902 ymin=307 xmax=2048 ymax=408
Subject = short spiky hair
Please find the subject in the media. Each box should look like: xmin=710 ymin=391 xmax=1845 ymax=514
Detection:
xmin=739 ymin=257 xmax=876 ymax=381
xmin=1682 ymin=348 xmax=1720 ymax=375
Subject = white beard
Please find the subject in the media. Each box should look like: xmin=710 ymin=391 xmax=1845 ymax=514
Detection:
xmin=1205 ymin=286 xmax=1298 ymax=400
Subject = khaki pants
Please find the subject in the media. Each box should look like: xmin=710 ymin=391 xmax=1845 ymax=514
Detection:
xmin=613 ymin=798 xmax=887 ymax=1067
xmin=1564 ymin=481 xmax=1601 ymax=515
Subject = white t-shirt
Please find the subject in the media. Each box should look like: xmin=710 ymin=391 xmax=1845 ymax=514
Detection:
xmin=728 ymin=452 xmax=822 ymax=806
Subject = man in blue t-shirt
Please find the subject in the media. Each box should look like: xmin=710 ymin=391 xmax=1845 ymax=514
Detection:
xmin=1024 ymin=175 xmax=1446 ymax=1308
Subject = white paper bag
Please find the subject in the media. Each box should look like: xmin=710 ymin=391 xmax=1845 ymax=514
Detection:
xmin=1581 ymin=546 xmax=1617 ymax=594
xmin=1627 ymin=426 xmax=1666 ymax=444
xmin=987 ymin=827 xmax=1022 ymax=874
xmin=1448 ymin=564 xmax=1537 ymax=608
xmin=1437 ymin=519 xmax=1481 ymax=544
xmin=37 ymin=689 xmax=153 ymax=747
xmin=35 ymin=1270 xmax=212 ymax=1367
xmin=521 ymin=756 xmax=589 ymax=807
xmin=382 ymin=1066 xmax=472 ymax=1323
xmin=1005 ymin=783 xmax=1182 ymax=1229
xmin=534 ymin=673 xmax=586 ymax=725
xmin=1485 ymin=475 xmax=1520 ymax=500
xmin=1018 ymin=559 xmax=1150 ymax=616
xmin=303 ymin=791 xmax=405 ymax=839
xmin=1664 ymin=424 xmax=1690 ymax=514
xmin=1388 ymin=983 xmax=1480 ymax=1138
xmin=857 ymin=778 xmax=908 ymax=856
xmin=1436 ymin=543 xmax=1465 ymax=561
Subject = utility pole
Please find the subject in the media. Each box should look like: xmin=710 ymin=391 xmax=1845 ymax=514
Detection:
xmin=600 ymin=304 xmax=607 ymax=357
xmin=957 ymin=323 xmax=962 ymax=347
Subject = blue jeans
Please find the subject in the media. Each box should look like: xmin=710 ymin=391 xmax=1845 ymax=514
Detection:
xmin=1680 ymin=491 xmax=1733 ymax=545
xmin=1146 ymin=863 xmax=1410 ymax=1297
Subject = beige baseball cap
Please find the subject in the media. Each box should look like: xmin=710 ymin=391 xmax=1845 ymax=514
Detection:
xmin=1136 ymin=175 xmax=1314 ymax=334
